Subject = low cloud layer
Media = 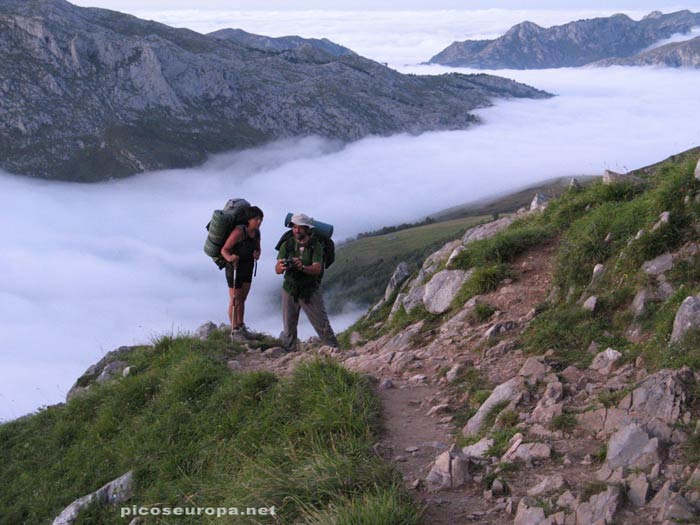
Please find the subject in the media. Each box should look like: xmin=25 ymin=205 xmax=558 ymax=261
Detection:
xmin=3 ymin=10 xmax=700 ymax=422
xmin=117 ymin=8 xmax=653 ymax=66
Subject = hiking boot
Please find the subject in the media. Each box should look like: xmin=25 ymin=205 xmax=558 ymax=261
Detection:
xmin=238 ymin=324 xmax=255 ymax=339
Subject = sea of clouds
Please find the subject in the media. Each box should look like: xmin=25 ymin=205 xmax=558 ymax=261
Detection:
xmin=2 ymin=8 xmax=700 ymax=421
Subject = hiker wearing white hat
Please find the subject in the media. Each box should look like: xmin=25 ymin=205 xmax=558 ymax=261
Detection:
xmin=274 ymin=213 xmax=338 ymax=349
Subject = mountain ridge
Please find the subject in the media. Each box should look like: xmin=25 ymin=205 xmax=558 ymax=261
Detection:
xmin=429 ymin=10 xmax=700 ymax=69
xmin=0 ymin=0 xmax=549 ymax=182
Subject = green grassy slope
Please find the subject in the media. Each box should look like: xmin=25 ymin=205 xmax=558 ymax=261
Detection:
xmin=344 ymin=148 xmax=700 ymax=377
xmin=0 ymin=335 xmax=420 ymax=525
xmin=324 ymin=215 xmax=491 ymax=311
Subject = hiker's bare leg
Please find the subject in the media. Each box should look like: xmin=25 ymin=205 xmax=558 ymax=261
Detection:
xmin=280 ymin=289 xmax=301 ymax=349
xmin=233 ymin=283 xmax=251 ymax=327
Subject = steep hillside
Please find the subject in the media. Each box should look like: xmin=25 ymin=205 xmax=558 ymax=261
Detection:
xmin=594 ymin=36 xmax=700 ymax=67
xmin=429 ymin=10 xmax=700 ymax=68
xmin=0 ymin=0 xmax=549 ymax=181
xmin=4 ymin=148 xmax=700 ymax=525
xmin=0 ymin=335 xmax=420 ymax=524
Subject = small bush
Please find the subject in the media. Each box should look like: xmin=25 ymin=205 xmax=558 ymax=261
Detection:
xmin=549 ymin=413 xmax=577 ymax=432
xmin=472 ymin=303 xmax=496 ymax=322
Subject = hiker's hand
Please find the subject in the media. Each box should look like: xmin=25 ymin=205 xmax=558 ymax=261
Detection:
xmin=293 ymin=257 xmax=303 ymax=270
xmin=253 ymin=250 xmax=260 ymax=260
xmin=229 ymin=254 xmax=239 ymax=264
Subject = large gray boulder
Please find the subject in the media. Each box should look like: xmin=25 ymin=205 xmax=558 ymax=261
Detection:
xmin=462 ymin=377 xmax=524 ymax=437
xmin=574 ymin=485 xmax=621 ymax=525
xmin=641 ymin=252 xmax=674 ymax=275
xmin=423 ymin=269 xmax=470 ymax=314
xmin=384 ymin=262 xmax=411 ymax=302
xmin=603 ymin=169 xmax=646 ymax=186
xmin=194 ymin=321 xmax=217 ymax=340
xmin=53 ymin=471 xmax=134 ymax=525
xmin=605 ymin=423 xmax=660 ymax=470
xmin=462 ymin=216 xmax=518 ymax=245
xmin=670 ymin=295 xmax=700 ymax=343
xmin=529 ymin=192 xmax=550 ymax=211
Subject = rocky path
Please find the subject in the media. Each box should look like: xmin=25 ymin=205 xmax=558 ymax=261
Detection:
xmin=215 ymin=223 xmax=700 ymax=525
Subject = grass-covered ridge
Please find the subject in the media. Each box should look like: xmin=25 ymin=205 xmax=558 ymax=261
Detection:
xmin=0 ymin=336 xmax=420 ymax=525
xmin=342 ymin=148 xmax=700 ymax=373
xmin=522 ymin=154 xmax=700 ymax=369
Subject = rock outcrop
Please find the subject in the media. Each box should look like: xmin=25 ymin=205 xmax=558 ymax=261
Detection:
xmin=52 ymin=471 xmax=134 ymax=525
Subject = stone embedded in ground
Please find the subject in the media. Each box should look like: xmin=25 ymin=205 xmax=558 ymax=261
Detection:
xmin=501 ymin=434 xmax=551 ymax=463
xmin=384 ymin=262 xmax=411 ymax=302
xmin=627 ymin=472 xmax=649 ymax=507
xmin=462 ymin=216 xmax=518 ymax=245
xmin=582 ymin=295 xmax=597 ymax=311
xmin=526 ymin=474 xmax=567 ymax=497
xmin=514 ymin=497 xmax=546 ymax=525
xmin=589 ymin=348 xmax=622 ymax=375
xmin=557 ymin=490 xmax=576 ymax=511
xmin=446 ymin=245 xmax=466 ymax=267
xmin=530 ymin=192 xmax=550 ymax=211
xmin=462 ymin=377 xmax=524 ymax=437
xmin=383 ymin=321 xmax=424 ymax=353
xmin=518 ymin=356 xmax=549 ymax=384
xmin=695 ymin=157 xmax=700 ymax=180
xmin=378 ymin=378 xmax=394 ymax=390
xmin=445 ymin=364 xmax=464 ymax=383
xmin=53 ymin=471 xmax=134 ymax=525
xmin=423 ymin=269 xmax=470 ymax=314
xmin=262 ymin=347 xmax=285 ymax=359
xmin=574 ymin=485 xmax=621 ymax=525
xmin=426 ymin=404 xmax=449 ymax=416
xmin=606 ymin=423 xmax=660 ymax=471
xmin=652 ymin=211 xmax=671 ymax=231
xmin=626 ymin=367 xmax=695 ymax=424
xmin=401 ymin=284 xmax=426 ymax=313
xmin=96 ymin=360 xmax=128 ymax=383
xmin=670 ymin=295 xmax=700 ymax=344
xmin=642 ymin=252 xmax=674 ymax=275
xmin=425 ymin=449 xmax=471 ymax=491
xmin=602 ymin=169 xmax=645 ymax=186
xmin=656 ymin=492 xmax=697 ymax=521
xmin=194 ymin=321 xmax=217 ymax=340
xmin=462 ymin=437 xmax=494 ymax=460
xmin=542 ymin=381 xmax=563 ymax=405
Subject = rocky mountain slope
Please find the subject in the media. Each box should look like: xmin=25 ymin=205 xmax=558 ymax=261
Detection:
xmin=429 ymin=10 xmax=700 ymax=69
xmin=0 ymin=0 xmax=549 ymax=182
xmin=594 ymin=36 xmax=700 ymax=68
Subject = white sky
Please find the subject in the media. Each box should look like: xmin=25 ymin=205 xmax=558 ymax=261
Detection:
xmin=72 ymin=1 xmax=700 ymax=11
xmin=2 ymin=6 xmax=700 ymax=421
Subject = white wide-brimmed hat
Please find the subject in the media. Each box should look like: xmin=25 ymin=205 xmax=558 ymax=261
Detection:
xmin=290 ymin=213 xmax=314 ymax=228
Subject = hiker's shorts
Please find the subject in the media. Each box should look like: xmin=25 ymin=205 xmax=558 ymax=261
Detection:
xmin=225 ymin=260 xmax=254 ymax=289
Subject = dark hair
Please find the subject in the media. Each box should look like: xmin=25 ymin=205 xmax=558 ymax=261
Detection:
xmin=247 ymin=206 xmax=264 ymax=220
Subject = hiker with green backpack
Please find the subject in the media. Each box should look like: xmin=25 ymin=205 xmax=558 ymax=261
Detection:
xmin=221 ymin=205 xmax=263 ymax=341
xmin=275 ymin=213 xmax=338 ymax=350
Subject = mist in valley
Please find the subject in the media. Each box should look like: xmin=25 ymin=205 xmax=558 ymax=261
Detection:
xmin=2 ymin=7 xmax=700 ymax=421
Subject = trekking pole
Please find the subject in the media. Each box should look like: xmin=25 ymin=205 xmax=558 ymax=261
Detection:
xmin=231 ymin=265 xmax=237 ymax=331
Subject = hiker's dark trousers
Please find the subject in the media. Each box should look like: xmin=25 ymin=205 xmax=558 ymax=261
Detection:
xmin=280 ymin=289 xmax=338 ymax=349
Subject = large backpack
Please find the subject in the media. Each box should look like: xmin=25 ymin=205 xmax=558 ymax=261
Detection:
xmin=204 ymin=198 xmax=251 ymax=269
xmin=274 ymin=230 xmax=335 ymax=270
